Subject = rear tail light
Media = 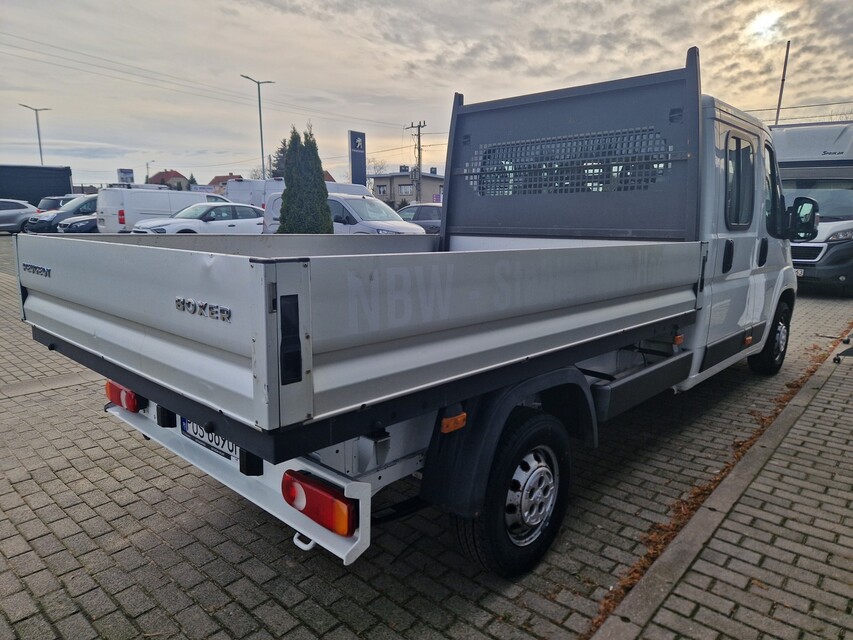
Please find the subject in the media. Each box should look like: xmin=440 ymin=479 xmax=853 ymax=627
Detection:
xmin=118 ymin=209 xmax=125 ymax=225
xmin=105 ymin=380 xmax=143 ymax=412
xmin=282 ymin=470 xmax=357 ymax=537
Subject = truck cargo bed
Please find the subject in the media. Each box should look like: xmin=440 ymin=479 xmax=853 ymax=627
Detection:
xmin=17 ymin=233 xmax=703 ymax=459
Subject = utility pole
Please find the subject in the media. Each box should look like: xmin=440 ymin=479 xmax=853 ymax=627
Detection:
xmin=406 ymin=121 xmax=426 ymax=202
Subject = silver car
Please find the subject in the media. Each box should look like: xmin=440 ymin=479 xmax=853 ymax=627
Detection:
xmin=0 ymin=199 xmax=38 ymax=234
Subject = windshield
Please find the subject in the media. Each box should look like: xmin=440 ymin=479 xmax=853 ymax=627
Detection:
xmin=172 ymin=204 xmax=211 ymax=219
xmin=57 ymin=196 xmax=90 ymax=212
xmin=345 ymin=197 xmax=403 ymax=222
xmin=782 ymin=179 xmax=853 ymax=220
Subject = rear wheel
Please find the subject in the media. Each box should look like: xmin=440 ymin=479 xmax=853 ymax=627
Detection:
xmin=748 ymin=301 xmax=791 ymax=374
xmin=454 ymin=409 xmax=571 ymax=578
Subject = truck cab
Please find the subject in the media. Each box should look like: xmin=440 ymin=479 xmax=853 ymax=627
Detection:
xmin=772 ymin=121 xmax=853 ymax=295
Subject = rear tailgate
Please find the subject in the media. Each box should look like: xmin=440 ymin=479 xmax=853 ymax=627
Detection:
xmin=16 ymin=233 xmax=279 ymax=430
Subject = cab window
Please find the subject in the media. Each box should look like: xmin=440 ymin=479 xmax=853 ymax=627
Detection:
xmin=725 ymin=135 xmax=755 ymax=229
xmin=235 ymin=206 xmax=260 ymax=219
xmin=328 ymin=200 xmax=347 ymax=223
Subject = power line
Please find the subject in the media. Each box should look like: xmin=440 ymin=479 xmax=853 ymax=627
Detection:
xmin=0 ymin=38 xmax=404 ymax=129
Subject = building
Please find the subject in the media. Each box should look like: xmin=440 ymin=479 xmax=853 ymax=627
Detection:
xmin=370 ymin=166 xmax=444 ymax=209
xmin=208 ymin=173 xmax=243 ymax=191
xmin=148 ymin=169 xmax=189 ymax=190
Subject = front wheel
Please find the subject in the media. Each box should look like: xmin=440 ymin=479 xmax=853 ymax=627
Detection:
xmin=454 ymin=409 xmax=571 ymax=578
xmin=748 ymin=301 xmax=791 ymax=374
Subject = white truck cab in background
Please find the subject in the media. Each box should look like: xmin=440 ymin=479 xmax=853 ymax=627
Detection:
xmin=263 ymin=182 xmax=424 ymax=235
xmin=772 ymin=121 xmax=853 ymax=295
xmin=222 ymin=177 xmax=285 ymax=208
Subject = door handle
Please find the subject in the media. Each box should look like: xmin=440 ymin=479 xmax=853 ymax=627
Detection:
xmin=722 ymin=239 xmax=734 ymax=274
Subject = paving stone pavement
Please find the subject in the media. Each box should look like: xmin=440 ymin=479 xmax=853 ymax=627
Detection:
xmin=0 ymin=234 xmax=851 ymax=639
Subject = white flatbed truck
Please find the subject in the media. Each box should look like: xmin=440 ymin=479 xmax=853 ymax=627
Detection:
xmin=15 ymin=49 xmax=817 ymax=577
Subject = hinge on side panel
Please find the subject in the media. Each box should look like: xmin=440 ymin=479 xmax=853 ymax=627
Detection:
xmin=267 ymin=283 xmax=277 ymax=313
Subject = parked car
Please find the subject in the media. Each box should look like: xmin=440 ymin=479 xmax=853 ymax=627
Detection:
xmin=58 ymin=213 xmax=97 ymax=233
xmin=26 ymin=194 xmax=98 ymax=233
xmin=132 ymin=203 xmax=264 ymax=234
xmin=0 ymin=199 xmax=38 ymax=233
xmin=36 ymin=194 xmax=80 ymax=213
xmin=397 ymin=203 xmax=442 ymax=234
xmin=263 ymin=192 xmax=426 ymax=235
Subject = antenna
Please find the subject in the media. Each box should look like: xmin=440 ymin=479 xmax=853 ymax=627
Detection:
xmin=774 ymin=41 xmax=791 ymax=126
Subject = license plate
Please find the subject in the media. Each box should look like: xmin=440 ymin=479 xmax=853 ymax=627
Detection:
xmin=180 ymin=418 xmax=239 ymax=462
xmin=794 ymin=268 xmax=804 ymax=277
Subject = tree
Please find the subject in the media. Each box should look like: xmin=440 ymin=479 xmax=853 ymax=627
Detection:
xmin=188 ymin=173 xmax=197 ymax=186
xmin=248 ymin=166 xmax=264 ymax=180
xmin=269 ymin=138 xmax=288 ymax=178
xmin=397 ymin=198 xmax=410 ymax=210
xmin=278 ymin=125 xmax=332 ymax=234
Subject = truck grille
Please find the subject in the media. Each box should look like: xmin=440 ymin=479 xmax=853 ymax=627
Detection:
xmin=791 ymin=244 xmax=826 ymax=262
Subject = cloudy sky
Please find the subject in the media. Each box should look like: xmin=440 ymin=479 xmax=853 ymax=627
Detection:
xmin=2 ymin=0 xmax=852 ymax=186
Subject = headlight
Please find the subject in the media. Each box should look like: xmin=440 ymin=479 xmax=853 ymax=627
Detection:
xmin=376 ymin=229 xmax=399 ymax=235
xmin=826 ymin=229 xmax=853 ymax=242
xmin=151 ymin=228 xmax=167 ymax=234
xmin=68 ymin=222 xmax=88 ymax=230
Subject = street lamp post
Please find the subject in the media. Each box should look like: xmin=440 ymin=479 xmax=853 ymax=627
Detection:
xmin=19 ymin=104 xmax=51 ymax=165
xmin=240 ymin=74 xmax=274 ymax=179
xmin=146 ymin=160 xmax=155 ymax=184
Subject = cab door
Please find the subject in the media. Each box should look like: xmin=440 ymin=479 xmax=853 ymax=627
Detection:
xmin=702 ymin=129 xmax=760 ymax=371
xmin=328 ymin=199 xmax=351 ymax=234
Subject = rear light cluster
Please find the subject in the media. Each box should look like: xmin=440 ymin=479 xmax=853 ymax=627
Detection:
xmin=105 ymin=380 xmax=144 ymax=412
xmin=282 ymin=470 xmax=357 ymax=537
xmin=118 ymin=209 xmax=125 ymax=225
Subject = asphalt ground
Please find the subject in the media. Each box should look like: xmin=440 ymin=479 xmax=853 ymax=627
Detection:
xmin=0 ymin=233 xmax=851 ymax=639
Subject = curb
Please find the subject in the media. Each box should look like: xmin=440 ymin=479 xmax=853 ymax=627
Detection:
xmin=589 ymin=342 xmax=846 ymax=640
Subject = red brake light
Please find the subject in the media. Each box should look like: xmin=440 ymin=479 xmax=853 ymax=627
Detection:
xmin=118 ymin=209 xmax=125 ymax=225
xmin=105 ymin=380 xmax=141 ymax=412
xmin=282 ymin=470 xmax=357 ymax=537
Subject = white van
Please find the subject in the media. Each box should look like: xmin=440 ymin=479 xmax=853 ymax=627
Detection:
xmin=772 ymin=121 xmax=853 ymax=294
xmin=262 ymin=188 xmax=425 ymax=235
xmin=223 ymin=178 xmax=285 ymax=208
xmin=97 ymin=188 xmax=230 ymax=233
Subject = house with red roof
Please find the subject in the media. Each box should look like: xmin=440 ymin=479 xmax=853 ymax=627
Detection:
xmin=148 ymin=169 xmax=189 ymax=190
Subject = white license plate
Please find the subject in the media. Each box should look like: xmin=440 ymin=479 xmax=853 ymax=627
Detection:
xmin=180 ymin=418 xmax=239 ymax=462
xmin=794 ymin=268 xmax=804 ymax=277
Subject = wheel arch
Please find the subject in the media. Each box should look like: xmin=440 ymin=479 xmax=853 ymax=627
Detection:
xmin=419 ymin=367 xmax=595 ymax=518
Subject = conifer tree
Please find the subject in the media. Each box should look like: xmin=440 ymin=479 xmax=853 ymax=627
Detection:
xmin=278 ymin=126 xmax=331 ymax=234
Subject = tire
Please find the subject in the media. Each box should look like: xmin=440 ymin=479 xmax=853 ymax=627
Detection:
xmin=454 ymin=409 xmax=571 ymax=578
xmin=748 ymin=301 xmax=791 ymax=375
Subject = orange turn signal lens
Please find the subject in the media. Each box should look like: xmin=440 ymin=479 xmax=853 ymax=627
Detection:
xmin=441 ymin=412 xmax=468 ymax=434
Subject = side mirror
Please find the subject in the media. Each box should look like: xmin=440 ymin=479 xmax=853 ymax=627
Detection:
xmin=790 ymin=196 xmax=819 ymax=242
